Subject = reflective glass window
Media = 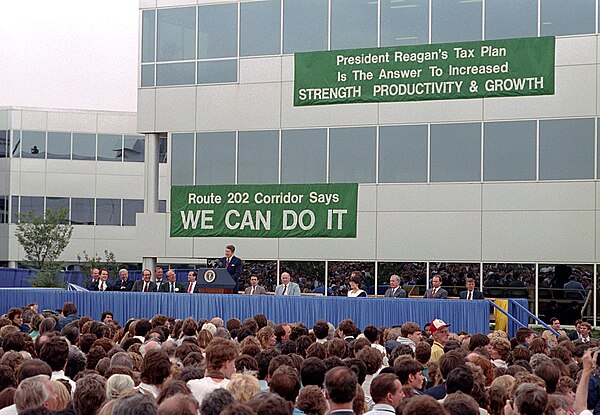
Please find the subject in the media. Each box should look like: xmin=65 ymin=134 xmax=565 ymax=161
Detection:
xmin=240 ymin=0 xmax=282 ymax=56
xmin=485 ymin=0 xmax=537 ymax=40
xmin=379 ymin=125 xmax=427 ymax=183
xmin=429 ymin=263 xmax=481 ymax=297
xmin=377 ymin=262 xmax=427 ymax=296
xmin=171 ymin=133 xmax=195 ymax=185
xmin=430 ymin=123 xmax=481 ymax=182
xmin=541 ymin=0 xmax=595 ymax=36
xmin=123 ymin=199 xmax=144 ymax=226
xmin=96 ymin=199 xmax=121 ymax=226
xmin=141 ymin=65 xmax=155 ymax=87
xmin=71 ymin=198 xmax=94 ymax=225
xmin=142 ymin=9 xmax=156 ymax=63
xmin=238 ymin=131 xmax=279 ymax=184
xmin=0 ymin=131 xmax=7 ymax=158
xmin=124 ymin=135 xmax=144 ymax=162
xmin=46 ymin=197 xmax=69 ymax=223
xmin=11 ymin=130 xmax=20 ymax=158
xmin=21 ymin=131 xmax=45 ymax=159
xmin=159 ymin=135 xmax=168 ymax=163
xmin=381 ymin=0 xmax=429 ymax=46
xmin=283 ymin=0 xmax=328 ymax=53
xmin=11 ymin=196 xmax=18 ymax=224
xmin=157 ymin=7 xmax=196 ymax=62
xmin=198 ymin=60 xmax=237 ymax=84
xmin=538 ymin=264 xmax=592 ymax=322
xmin=47 ymin=132 xmax=71 ymax=160
xmin=330 ymin=127 xmax=376 ymax=183
xmin=331 ymin=0 xmax=378 ymax=50
xmin=280 ymin=261 xmax=326 ymax=294
xmin=158 ymin=200 xmax=167 ymax=213
xmin=97 ymin=134 xmax=123 ymax=162
xmin=72 ymin=133 xmax=96 ymax=160
xmin=195 ymin=132 xmax=236 ymax=185
xmin=484 ymin=264 xmax=535 ymax=309
xmin=484 ymin=121 xmax=536 ymax=181
xmin=0 ymin=196 xmax=7 ymax=224
xmin=281 ymin=129 xmax=327 ymax=184
xmin=327 ymin=261 xmax=375 ymax=296
xmin=432 ymin=0 xmax=482 ymax=43
xmin=199 ymin=3 xmax=238 ymax=59
xmin=240 ymin=260 xmax=278 ymax=292
xmin=20 ymin=196 xmax=44 ymax=220
xmin=539 ymin=119 xmax=594 ymax=180
xmin=156 ymin=62 xmax=196 ymax=86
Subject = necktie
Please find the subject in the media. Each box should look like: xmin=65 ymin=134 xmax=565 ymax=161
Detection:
xmin=282 ymin=284 xmax=287 ymax=295
xmin=251 ymin=286 xmax=255 ymax=295
xmin=468 ymin=291 xmax=472 ymax=300
xmin=429 ymin=289 xmax=434 ymax=298
xmin=392 ymin=288 xmax=397 ymax=296
xmin=101 ymin=282 xmax=105 ymax=291
xmin=170 ymin=283 xmax=174 ymax=293
xmin=188 ymin=283 xmax=193 ymax=293
xmin=143 ymin=282 xmax=148 ymax=292
xmin=226 ymin=258 xmax=230 ymax=269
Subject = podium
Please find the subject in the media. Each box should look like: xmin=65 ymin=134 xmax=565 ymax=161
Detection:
xmin=196 ymin=268 xmax=236 ymax=294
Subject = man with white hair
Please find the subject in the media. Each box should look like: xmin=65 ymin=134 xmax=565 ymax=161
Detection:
xmin=14 ymin=374 xmax=58 ymax=413
xmin=384 ymin=275 xmax=407 ymax=298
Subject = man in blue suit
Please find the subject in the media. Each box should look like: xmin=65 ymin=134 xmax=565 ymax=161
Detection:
xmin=274 ymin=272 xmax=301 ymax=296
xmin=221 ymin=244 xmax=242 ymax=293
xmin=458 ymin=278 xmax=485 ymax=300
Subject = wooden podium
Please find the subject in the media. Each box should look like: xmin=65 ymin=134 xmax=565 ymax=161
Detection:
xmin=197 ymin=268 xmax=236 ymax=294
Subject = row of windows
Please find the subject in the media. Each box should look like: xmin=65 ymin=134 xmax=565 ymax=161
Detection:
xmin=0 ymin=131 xmax=168 ymax=163
xmin=141 ymin=0 xmax=598 ymax=87
xmin=172 ymin=118 xmax=599 ymax=185
xmin=8 ymin=196 xmax=167 ymax=226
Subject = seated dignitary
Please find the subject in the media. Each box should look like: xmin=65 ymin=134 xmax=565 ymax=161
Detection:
xmin=274 ymin=272 xmax=301 ymax=296
xmin=89 ymin=268 xmax=110 ymax=292
xmin=347 ymin=272 xmax=367 ymax=297
xmin=112 ymin=268 xmax=134 ymax=292
xmin=244 ymin=275 xmax=267 ymax=295
xmin=423 ymin=275 xmax=448 ymax=299
xmin=384 ymin=275 xmax=407 ymax=298
xmin=153 ymin=267 xmax=165 ymax=292
xmin=185 ymin=271 xmax=201 ymax=293
xmin=161 ymin=270 xmax=185 ymax=293
xmin=132 ymin=269 xmax=156 ymax=292
xmin=458 ymin=278 xmax=484 ymax=300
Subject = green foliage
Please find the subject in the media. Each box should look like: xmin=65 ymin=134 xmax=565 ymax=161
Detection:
xmin=28 ymin=266 xmax=65 ymax=288
xmin=77 ymin=250 xmax=118 ymax=282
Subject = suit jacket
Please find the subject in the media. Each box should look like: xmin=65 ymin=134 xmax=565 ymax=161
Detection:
xmin=132 ymin=280 xmax=156 ymax=292
xmin=184 ymin=282 xmax=201 ymax=293
xmin=89 ymin=281 xmax=110 ymax=292
xmin=384 ymin=287 xmax=407 ymax=298
xmin=111 ymin=280 xmax=134 ymax=292
xmin=423 ymin=287 xmax=448 ymax=299
xmin=423 ymin=382 xmax=446 ymax=400
xmin=458 ymin=289 xmax=484 ymax=299
xmin=85 ymin=279 xmax=100 ymax=290
xmin=160 ymin=281 xmax=186 ymax=293
xmin=153 ymin=280 xmax=165 ymax=292
xmin=244 ymin=285 xmax=267 ymax=295
xmin=221 ymin=255 xmax=242 ymax=293
xmin=274 ymin=282 xmax=301 ymax=296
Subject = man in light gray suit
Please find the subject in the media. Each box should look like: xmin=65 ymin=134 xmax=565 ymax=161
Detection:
xmin=384 ymin=275 xmax=407 ymax=298
xmin=274 ymin=272 xmax=301 ymax=296
xmin=244 ymin=275 xmax=267 ymax=295
xmin=423 ymin=274 xmax=448 ymax=299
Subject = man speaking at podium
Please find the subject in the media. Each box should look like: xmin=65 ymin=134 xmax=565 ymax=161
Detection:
xmin=221 ymin=244 xmax=242 ymax=293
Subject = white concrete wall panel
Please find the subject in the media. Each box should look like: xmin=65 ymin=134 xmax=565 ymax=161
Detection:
xmin=379 ymin=98 xmax=484 ymax=125
xmin=239 ymin=57 xmax=283 ymax=84
xmin=136 ymin=213 xmax=168 ymax=257
xmin=97 ymin=113 xmax=138 ymax=134
xmin=47 ymin=111 xmax=97 ymax=133
xmin=555 ymin=36 xmax=597 ymax=67
xmin=20 ymin=110 xmax=48 ymax=131
xmin=18 ymin=171 xmax=46 ymax=195
xmin=156 ymin=87 xmax=196 ymax=132
xmin=378 ymin=183 xmax=482 ymax=212
xmin=0 ymin=110 xmax=9 ymax=130
xmin=137 ymin=89 xmax=157 ymax=133
xmin=45 ymin=173 xmax=95 ymax=197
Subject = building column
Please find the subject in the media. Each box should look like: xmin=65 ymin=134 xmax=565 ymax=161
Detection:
xmin=143 ymin=133 xmax=160 ymax=272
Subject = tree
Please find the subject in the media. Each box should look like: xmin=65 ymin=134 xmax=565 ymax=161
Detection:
xmin=14 ymin=207 xmax=73 ymax=287
xmin=77 ymin=250 xmax=118 ymax=283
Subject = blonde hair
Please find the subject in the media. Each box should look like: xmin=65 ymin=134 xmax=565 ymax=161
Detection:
xmin=226 ymin=372 xmax=260 ymax=404
xmin=49 ymin=380 xmax=70 ymax=411
xmin=106 ymin=374 xmax=135 ymax=399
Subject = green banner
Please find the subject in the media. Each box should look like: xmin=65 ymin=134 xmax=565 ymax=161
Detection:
xmin=171 ymin=183 xmax=358 ymax=238
xmin=294 ymin=37 xmax=555 ymax=106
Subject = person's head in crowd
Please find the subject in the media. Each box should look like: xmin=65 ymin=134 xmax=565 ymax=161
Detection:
xmin=545 ymin=393 xmax=572 ymax=415
xmin=529 ymin=353 xmax=551 ymax=370
xmin=443 ymin=391 xmax=480 ymax=415
xmin=446 ymin=366 xmax=473 ymax=395
xmin=61 ymin=302 xmax=77 ymax=317
xmin=439 ymin=350 xmax=466 ymax=381
xmin=226 ymin=318 xmax=242 ymax=335
xmin=113 ymin=392 xmax=158 ymax=415
xmin=255 ymin=348 xmax=280 ymax=381
xmin=38 ymin=317 xmax=56 ymax=335
xmin=39 ymin=336 xmax=69 ymax=372
xmin=110 ymin=351 xmax=133 ymax=369
xmin=556 ymin=376 xmax=575 ymax=400
xmin=251 ymin=392 xmax=294 ymax=415
xmin=106 ymin=374 xmax=135 ymax=399
xmin=79 ymin=333 xmax=98 ymax=354
xmin=533 ymin=361 xmax=559 ymax=394
xmin=86 ymin=346 xmax=108 ymax=370
xmin=430 ymin=319 xmax=451 ymax=346
xmin=139 ymin=340 xmax=161 ymax=357
xmin=443 ymin=339 xmax=463 ymax=353
xmin=270 ymin=365 xmax=301 ymax=402
xmin=488 ymin=384 xmax=509 ymax=415
xmin=175 ymin=342 xmax=201 ymax=363
xmin=0 ymin=351 xmax=25 ymax=374
xmin=400 ymin=322 xmax=422 ymax=344
xmin=14 ymin=375 xmax=57 ymax=412
xmin=205 ymin=338 xmax=239 ymax=378
xmin=48 ymin=380 xmax=70 ymax=411
xmin=274 ymin=324 xmax=291 ymax=344
xmin=515 ymin=327 xmax=535 ymax=346
xmin=60 ymin=322 xmax=79 ymax=345
xmin=529 ymin=338 xmax=548 ymax=355
xmin=0 ymin=364 xmax=16 ymax=391
xmin=362 ymin=325 xmax=379 ymax=344
xmin=337 ymin=319 xmax=356 ymax=339
xmin=101 ymin=311 xmax=113 ymax=325
xmin=95 ymin=357 xmax=111 ymax=376
xmin=135 ymin=318 xmax=152 ymax=338
xmin=226 ymin=372 xmax=259 ymax=404
xmin=197 ymin=330 xmax=213 ymax=352
xmin=182 ymin=352 xmax=204 ymax=368
xmin=327 ymin=338 xmax=348 ymax=359
xmin=466 ymin=352 xmax=494 ymax=386
xmin=200 ymin=388 xmax=236 ymax=415
xmin=268 ymin=354 xmax=294 ymax=379
xmin=312 ymin=320 xmax=329 ymax=341
xmin=344 ymin=358 xmax=367 ymax=386
xmin=510 ymin=383 xmax=547 ymax=415
xmin=468 ymin=333 xmax=489 ymax=351
xmin=487 ymin=336 xmax=511 ymax=362
xmin=16 ymin=359 xmax=52 ymax=383
xmin=239 ymin=337 xmax=261 ymax=357
xmin=389 ymin=344 xmax=415 ymax=366
xmin=0 ymin=387 xmax=16 ymax=410
xmin=295 ymin=335 xmax=313 ymax=358
xmin=300 ymin=357 xmax=327 ymax=388
xmin=234 ymin=354 xmax=258 ymax=373
xmin=305 ymin=342 xmax=327 ymax=360
xmin=353 ymin=384 xmax=366 ymax=415
xmin=65 ymin=347 xmax=87 ymax=380
xmin=370 ymin=372 xmax=404 ymax=409
xmin=141 ymin=348 xmax=172 ymax=387
xmin=73 ymin=373 xmax=106 ymax=415
xmin=7 ymin=307 xmax=23 ymax=327
xmin=357 ymin=346 xmax=383 ymax=376
xmin=324 ymin=366 xmax=357 ymax=410
xmin=157 ymin=393 xmax=199 ymax=415
xmin=401 ymin=394 xmax=445 ymax=415
xmin=414 ymin=341 xmax=432 ymax=365
xmin=296 ymin=385 xmax=327 ymax=415
xmin=394 ymin=357 xmax=424 ymax=390
xmin=241 ymin=318 xmax=259 ymax=336
xmin=256 ymin=326 xmax=276 ymax=350
xmin=512 ymin=345 xmax=532 ymax=362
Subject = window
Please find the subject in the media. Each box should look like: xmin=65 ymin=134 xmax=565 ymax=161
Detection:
xmin=159 ymin=135 xmax=168 ymax=163
xmin=331 ymin=0 xmax=378 ymax=50
xmin=379 ymin=125 xmax=427 ymax=183
xmin=238 ymin=131 xmax=279 ymax=184
xmin=198 ymin=60 xmax=237 ymax=84
xmin=0 ymin=196 xmax=7 ymax=224
xmin=483 ymin=263 xmax=536 ymax=302
xmin=198 ymin=3 xmax=237 ymax=59
xmin=171 ymin=133 xmax=195 ymax=185
xmin=484 ymin=121 xmax=536 ymax=181
xmin=21 ymin=131 xmax=45 ymax=159
xmin=156 ymin=62 xmax=196 ymax=86
xmin=281 ymin=129 xmax=327 ymax=184
xmin=158 ymin=200 xmax=167 ymax=213
xmin=0 ymin=131 xmax=8 ymax=158
xmin=280 ymin=261 xmax=326 ymax=294
xmin=141 ymin=65 xmax=155 ymax=87
xmin=97 ymin=134 xmax=123 ymax=162
xmin=283 ymin=0 xmax=328 ymax=53
xmin=430 ymin=123 xmax=481 ymax=182
xmin=96 ymin=199 xmax=121 ymax=226
xmin=381 ymin=0 xmax=429 ymax=46
xmin=485 ymin=0 xmax=537 ymax=40
xmin=327 ymin=261 xmax=375 ymax=296
xmin=240 ymin=0 xmax=281 ymax=57
xmin=157 ymin=7 xmax=196 ymax=62
xmin=47 ymin=132 xmax=71 ymax=160
xmin=123 ymin=199 xmax=144 ymax=226
xmin=11 ymin=196 xmax=18 ymax=224
xmin=539 ymin=119 xmax=594 ymax=180
xmin=71 ymin=198 xmax=94 ymax=225
xmin=329 ymin=127 xmax=376 ymax=183
xmin=46 ymin=197 xmax=69 ymax=223
xmin=432 ymin=0 xmax=482 ymax=43
xmin=124 ymin=135 xmax=144 ymax=162
xmin=377 ymin=262 xmax=427 ymax=296
xmin=72 ymin=133 xmax=96 ymax=160
xmin=11 ymin=130 xmax=20 ymax=158
xmin=541 ymin=0 xmax=595 ymax=36
xmin=19 ymin=196 xmax=44 ymax=220
xmin=142 ymin=9 xmax=156 ymax=63
xmin=430 ymin=263 xmax=480 ymax=297
xmin=195 ymin=132 xmax=236 ymax=185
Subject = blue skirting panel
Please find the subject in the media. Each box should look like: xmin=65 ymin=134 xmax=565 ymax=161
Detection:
xmin=0 ymin=289 xmax=512 ymax=334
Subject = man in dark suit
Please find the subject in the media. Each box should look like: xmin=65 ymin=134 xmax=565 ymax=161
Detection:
xmin=161 ymin=269 xmax=185 ymax=293
xmin=458 ymin=277 xmax=484 ymax=300
xmin=153 ymin=267 xmax=165 ymax=292
xmin=221 ymin=244 xmax=242 ymax=293
xmin=384 ymin=275 xmax=407 ymax=298
xmin=423 ymin=275 xmax=448 ymax=299
xmin=244 ymin=275 xmax=267 ymax=295
xmin=89 ymin=268 xmax=110 ymax=292
xmin=184 ymin=270 xmax=201 ymax=293
xmin=324 ymin=366 xmax=357 ymax=415
xmin=132 ymin=269 xmax=156 ymax=292
xmin=85 ymin=268 xmax=100 ymax=290
xmin=112 ymin=269 xmax=134 ymax=292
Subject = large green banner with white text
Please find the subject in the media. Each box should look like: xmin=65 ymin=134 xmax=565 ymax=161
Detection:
xmin=171 ymin=184 xmax=358 ymax=238
xmin=294 ymin=37 xmax=555 ymax=106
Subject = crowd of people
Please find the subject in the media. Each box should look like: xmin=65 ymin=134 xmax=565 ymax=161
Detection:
xmin=0 ymin=299 xmax=598 ymax=415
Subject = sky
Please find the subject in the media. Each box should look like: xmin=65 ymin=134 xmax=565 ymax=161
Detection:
xmin=0 ymin=0 xmax=139 ymax=112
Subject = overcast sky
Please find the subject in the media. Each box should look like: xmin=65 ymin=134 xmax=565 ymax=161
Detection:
xmin=0 ymin=0 xmax=138 ymax=112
